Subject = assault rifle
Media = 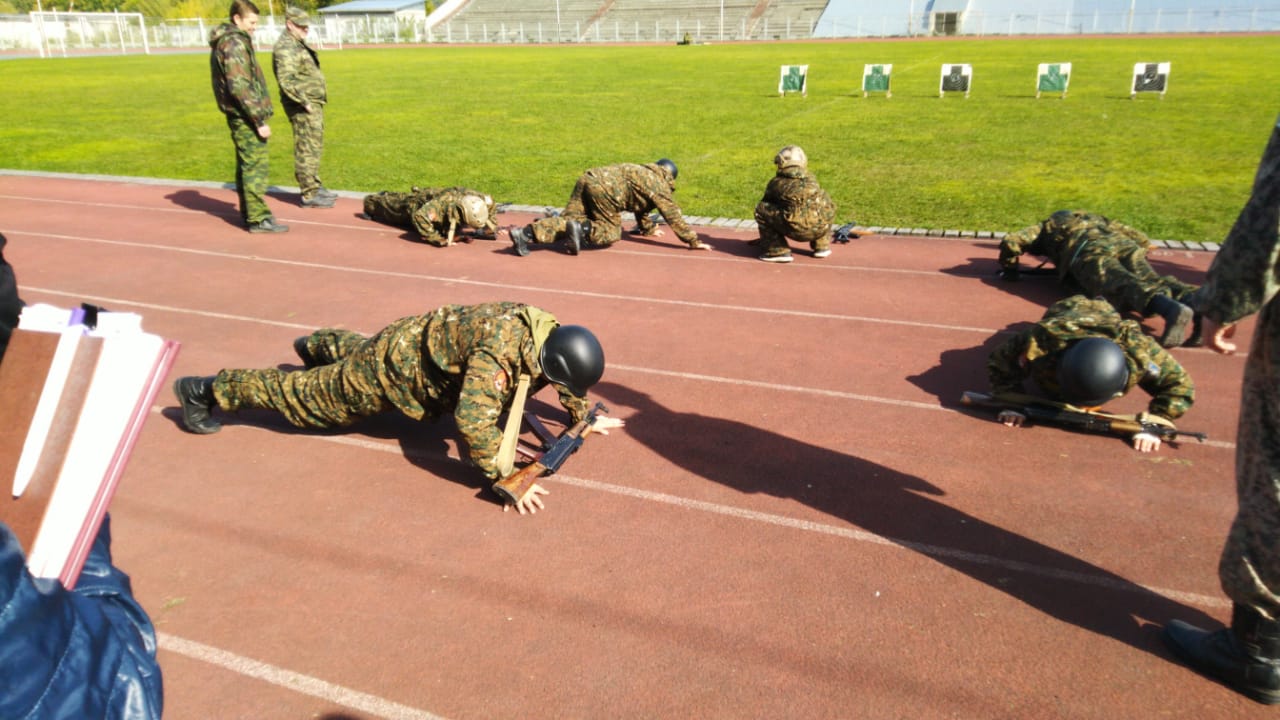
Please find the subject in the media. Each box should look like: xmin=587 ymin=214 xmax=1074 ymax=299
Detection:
xmin=491 ymin=402 xmax=608 ymax=505
xmin=998 ymin=257 xmax=1056 ymax=280
xmin=960 ymin=391 xmax=1207 ymax=444
xmin=833 ymin=222 xmax=859 ymax=243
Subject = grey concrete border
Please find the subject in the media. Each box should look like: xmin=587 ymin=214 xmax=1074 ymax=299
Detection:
xmin=0 ymin=168 xmax=1221 ymax=252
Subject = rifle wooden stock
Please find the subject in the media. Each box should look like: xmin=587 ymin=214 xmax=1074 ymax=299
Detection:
xmin=960 ymin=391 xmax=1207 ymax=443
xmin=491 ymin=402 xmax=607 ymax=505
xmin=491 ymin=458 xmax=548 ymax=505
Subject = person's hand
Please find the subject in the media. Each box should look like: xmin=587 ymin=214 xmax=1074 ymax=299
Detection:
xmin=591 ymin=415 xmax=626 ymax=435
xmin=503 ymin=483 xmax=548 ymax=515
xmin=1132 ymin=432 xmax=1162 ymax=453
xmin=257 ymin=124 xmax=271 ymax=139
xmin=997 ymin=410 xmax=1026 ymax=427
xmin=1201 ymin=317 xmax=1239 ymax=355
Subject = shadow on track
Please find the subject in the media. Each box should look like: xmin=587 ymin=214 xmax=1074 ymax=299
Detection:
xmin=593 ymin=380 xmax=1219 ymax=662
xmin=164 ymin=189 xmax=244 ymax=230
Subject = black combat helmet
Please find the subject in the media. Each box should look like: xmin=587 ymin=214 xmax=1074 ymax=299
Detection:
xmin=540 ymin=325 xmax=605 ymax=398
xmin=1056 ymin=337 xmax=1130 ymax=407
xmin=655 ymin=158 xmax=678 ymax=181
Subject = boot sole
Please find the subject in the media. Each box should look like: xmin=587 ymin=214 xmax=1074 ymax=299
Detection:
xmin=173 ymin=378 xmax=222 ymax=434
xmin=1163 ymin=624 xmax=1280 ymax=705
xmin=1159 ymin=305 xmax=1195 ymax=347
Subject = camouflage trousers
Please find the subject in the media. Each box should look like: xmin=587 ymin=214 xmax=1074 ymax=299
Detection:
xmin=1068 ymin=240 xmax=1197 ymax=314
xmin=754 ymin=201 xmax=831 ymax=257
xmin=226 ymin=115 xmax=271 ymax=224
xmin=1217 ymin=134 xmax=1280 ymax=619
xmin=1224 ymin=301 xmax=1280 ymax=618
xmin=529 ymin=174 xmax=623 ymax=247
xmin=212 ymin=317 xmax=452 ymax=429
xmin=286 ymin=105 xmax=325 ymax=201
xmin=362 ymin=191 xmax=447 ymax=246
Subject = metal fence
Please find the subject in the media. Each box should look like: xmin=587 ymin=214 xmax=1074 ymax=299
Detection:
xmin=0 ymin=6 xmax=1277 ymax=56
xmin=816 ymin=7 xmax=1280 ymax=38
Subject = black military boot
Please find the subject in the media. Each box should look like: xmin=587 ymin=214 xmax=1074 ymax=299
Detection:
xmin=1164 ymin=604 xmax=1280 ymax=704
xmin=293 ymin=337 xmax=319 ymax=369
xmin=173 ymin=376 xmax=222 ymax=434
xmin=509 ymin=225 xmax=532 ymax=257
xmin=1146 ymin=295 xmax=1195 ymax=348
xmin=563 ymin=220 xmax=584 ymax=256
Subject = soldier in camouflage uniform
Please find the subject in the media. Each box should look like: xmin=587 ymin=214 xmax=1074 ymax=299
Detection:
xmin=751 ymin=145 xmax=837 ymax=264
xmin=172 ymin=302 xmax=623 ymax=514
xmin=273 ymin=7 xmax=335 ymax=209
xmin=0 ymin=233 xmax=22 ymax=362
xmin=509 ymin=159 xmax=708 ymax=256
xmin=210 ymin=0 xmax=287 ymax=233
xmin=987 ymin=294 xmax=1194 ymax=453
xmin=1163 ymin=117 xmax=1280 ymax=704
xmin=998 ymin=210 xmax=1200 ymax=347
xmin=362 ymin=186 xmax=499 ymax=246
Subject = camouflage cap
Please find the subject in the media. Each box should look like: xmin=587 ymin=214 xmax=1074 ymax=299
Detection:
xmin=286 ymin=6 xmax=310 ymax=26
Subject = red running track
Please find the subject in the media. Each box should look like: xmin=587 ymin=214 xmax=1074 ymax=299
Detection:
xmin=0 ymin=173 xmax=1262 ymax=719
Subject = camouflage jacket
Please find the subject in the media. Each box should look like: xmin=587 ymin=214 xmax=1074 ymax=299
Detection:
xmin=272 ymin=29 xmax=326 ymax=113
xmin=759 ymin=166 xmax=836 ymax=232
xmin=209 ymin=23 xmax=273 ymax=126
xmin=408 ymin=194 xmax=467 ymax=245
xmin=1195 ymin=124 xmax=1280 ymax=325
xmin=421 ymin=302 xmax=589 ymax=479
xmin=987 ymin=295 xmax=1194 ymax=419
xmin=587 ymin=163 xmax=696 ymax=242
xmin=998 ymin=210 xmax=1150 ymax=278
xmin=364 ymin=186 xmax=498 ymax=244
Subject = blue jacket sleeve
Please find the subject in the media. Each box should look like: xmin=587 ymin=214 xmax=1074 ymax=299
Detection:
xmin=0 ymin=515 xmax=163 ymax=720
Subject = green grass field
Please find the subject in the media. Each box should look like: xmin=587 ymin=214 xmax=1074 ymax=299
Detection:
xmin=1 ymin=34 xmax=1278 ymax=241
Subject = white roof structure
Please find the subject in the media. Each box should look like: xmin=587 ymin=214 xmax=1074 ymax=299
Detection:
xmin=318 ymin=0 xmax=428 ymax=17
xmin=815 ymin=0 xmax=1280 ymax=37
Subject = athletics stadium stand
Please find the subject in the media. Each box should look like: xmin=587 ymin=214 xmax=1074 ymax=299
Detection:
xmin=428 ymin=0 xmax=831 ymax=42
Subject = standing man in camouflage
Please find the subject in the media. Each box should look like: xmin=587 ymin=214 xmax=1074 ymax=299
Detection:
xmin=172 ymin=302 xmax=624 ymax=514
xmin=0 ymin=233 xmax=23 ymax=362
xmin=1162 ymin=116 xmax=1280 ymax=704
xmin=751 ymin=145 xmax=837 ymax=264
xmin=210 ymin=0 xmax=288 ymax=233
xmin=986 ymin=294 xmax=1194 ymax=453
xmin=997 ymin=210 xmax=1200 ymax=347
xmin=362 ymin=186 xmax=499 ymax=246
xmin=273 ymin=7 xmax=336 ymax=209
xmin=509 ymin=159 xmax=708 ymax=256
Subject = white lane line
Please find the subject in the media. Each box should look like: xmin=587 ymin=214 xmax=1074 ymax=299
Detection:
xmin=157 ymin=633 xmax=448 ymax=720
xmin=610 ymin=363 xmax=948 ymax=410
xmin=185 ymin=421 xmax=1229 ymax=611
xmin=606 ymin=364 xmax=1237 ymax=449
xmin=16 ymin=225 xmax=999 ymax=332
xmin=553 ymin=474 xmax=1233 ymax=610
xmin=44 ymin=282 xmax=1222 ymax=451
xmin=0 ymin=193 xmax=988 ymax=276
xmin=27 ymin=287 xmax=320 ymax=330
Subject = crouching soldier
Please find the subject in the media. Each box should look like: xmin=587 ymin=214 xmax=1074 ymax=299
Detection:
xmin=362 ymin=186 xmax=498 ymax=246
xmin=997 ymin=209 xmax=1201 ymax=347
xmin=509 ymin=159 xmax=708 ymax=255
xmin=986 ymin=294 xmax=1194 ymax=453
xmin=750 ymin=145 xmax=837 ymax=263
